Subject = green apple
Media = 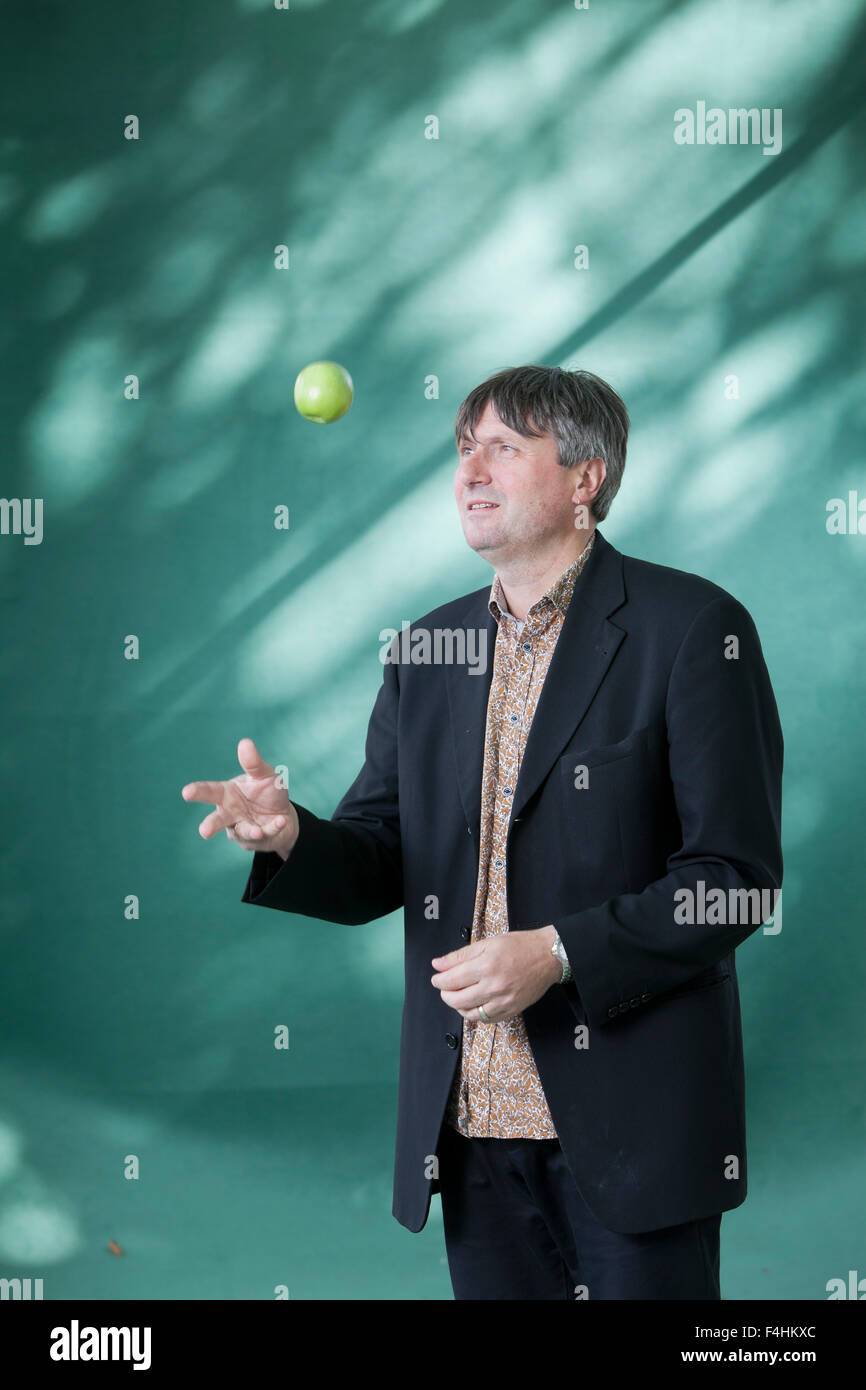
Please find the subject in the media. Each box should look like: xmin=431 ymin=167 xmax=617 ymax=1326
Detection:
xmin=293 ymin=360 xmax=354 ymax=424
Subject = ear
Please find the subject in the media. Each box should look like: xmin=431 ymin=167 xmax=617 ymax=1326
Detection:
xmin=571 ymin=456 xmax=606 ymax=505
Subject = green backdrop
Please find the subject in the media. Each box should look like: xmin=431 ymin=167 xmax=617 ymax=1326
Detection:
xmin=1 ymin=0 xmax=864 ymax=1300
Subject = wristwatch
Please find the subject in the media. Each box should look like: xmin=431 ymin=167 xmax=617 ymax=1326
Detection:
xmin=551 ymin=929 xmax=572 ymax=984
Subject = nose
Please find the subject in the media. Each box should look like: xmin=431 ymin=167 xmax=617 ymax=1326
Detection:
xmin=456 ymin=446 xmax=491 ymax=488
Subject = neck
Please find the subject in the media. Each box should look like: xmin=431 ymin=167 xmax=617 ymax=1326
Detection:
xmin=495 ymin=528 xmax=596 ymax=622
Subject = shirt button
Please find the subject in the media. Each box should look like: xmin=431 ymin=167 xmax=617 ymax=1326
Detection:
xmin=509 ymin=714 xmax=519 ymax=724
xmin=502 ymin=787 xmax=512 ymax=796
xmin=494 ymin=859 xmax=504 ymax=869
xmin=522 ymin=642 xmax=532 ymax=651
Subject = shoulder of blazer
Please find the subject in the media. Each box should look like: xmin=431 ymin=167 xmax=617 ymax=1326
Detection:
xmin=405 ymin=583 xmax=493 ymax=634
xmin=404 ymin=531 xmax=752 ymax=636
xmin=616 ymin=542 xmax=754 ymax=632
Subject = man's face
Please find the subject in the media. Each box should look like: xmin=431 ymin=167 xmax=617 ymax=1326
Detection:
xmin=453 ymin=400 xmax=580 ymax=563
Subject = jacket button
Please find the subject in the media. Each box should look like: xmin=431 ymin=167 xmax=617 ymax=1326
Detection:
xmin=641 ymin=992 xmax=652 ymax=1002
xmin=618 ymin=1002 xmax=629 ymax=1013
xmin=445 ymin=1033 xmax=459 ymax=1048
xmin=460 ymin=927 xmax=470 ymax=941
xmin=607 ymin=1006 xmax=618 ymax=1019
xmin=629 ymin=997 xmax=640 ymax=1008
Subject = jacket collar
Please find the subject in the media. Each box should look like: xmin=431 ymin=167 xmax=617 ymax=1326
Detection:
xmin=445 ymin=527 xmax=627 ymax=834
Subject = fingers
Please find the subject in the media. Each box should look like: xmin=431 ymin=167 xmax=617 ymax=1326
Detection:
xmin=182 ymin=736 xmax=275 ymax=805
xmin=227 ymin=815 xmax=287 ymax=850
xmin=227 ymin=828 xmax=262 ymax=846
xmin=431 ymin=963 xmax=481 ymax=990
xmin=196 ymin=810 xmax=271 ymax=840
xmin=441 ymin=992 xmax=509 ymax=1023
xmin=197 ymin=808 xmax=231 ymax=839
xmin=439 ymin=986 xmax=485 ymax=1012
xmin=231 ymin=820 xmax=263 ymax=840
xmin=184 ymin=756 xmax=287 ymax=843
xmin=218 ymin=814 xmax=287 ymax=846
xmin=447 ymin=994 xmax=507 ymax=1022
xmin=234 ymin=814 xmax=286 ymax=839
xmin=182 ymin=780 xmax=226 ymax=806
xmin=236 ymin=737 xmax=274 ymax=779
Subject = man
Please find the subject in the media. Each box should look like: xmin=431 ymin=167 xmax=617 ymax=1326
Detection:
xmin=182 ymin=365 xmax=783 ymax=1300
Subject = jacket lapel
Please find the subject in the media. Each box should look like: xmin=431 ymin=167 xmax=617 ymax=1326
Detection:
xmin=445 ymin=528 xmax=627 ymax=837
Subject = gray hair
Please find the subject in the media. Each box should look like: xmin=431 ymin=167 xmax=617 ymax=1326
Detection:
xmin=454 ymin=365 xmax=629 ymax=521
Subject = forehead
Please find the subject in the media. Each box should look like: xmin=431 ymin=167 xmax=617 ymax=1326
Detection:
xmin=459 ymin=400 xmax=538 ymax=443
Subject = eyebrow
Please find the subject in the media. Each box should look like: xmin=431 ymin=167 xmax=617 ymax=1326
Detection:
xmin=458 ymin=434 xmax=519 ymax=446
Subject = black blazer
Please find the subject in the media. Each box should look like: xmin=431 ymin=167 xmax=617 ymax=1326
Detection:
xmin=241 ymin=528 xmax=783 ymax=1235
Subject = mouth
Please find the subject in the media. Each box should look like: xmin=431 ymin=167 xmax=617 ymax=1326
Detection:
xmin=466 ymin=501 xmax=499 ymax=512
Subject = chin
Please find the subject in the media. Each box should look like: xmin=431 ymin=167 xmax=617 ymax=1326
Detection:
xmin=464 ymin=523 xmax=504 ymax=548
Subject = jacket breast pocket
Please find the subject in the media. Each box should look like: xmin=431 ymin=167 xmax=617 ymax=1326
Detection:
xmin=557 ymin=725 xmax=665 ymax=901
xmin=561 ymin=725 xmax=652 ymax=776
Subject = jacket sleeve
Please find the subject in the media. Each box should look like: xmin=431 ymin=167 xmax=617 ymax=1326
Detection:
xmin=554 ymin=594 xmax=783 ymax=1028
xmin=240 ymin=655 xmax=403 ymax=925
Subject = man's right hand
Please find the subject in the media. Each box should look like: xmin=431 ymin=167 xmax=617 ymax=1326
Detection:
xmin=181 ymin=738 xmax=300 ymax=861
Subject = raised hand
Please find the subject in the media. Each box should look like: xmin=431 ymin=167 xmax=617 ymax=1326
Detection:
xmin=181 ymin=738 xmax=299 ymax=859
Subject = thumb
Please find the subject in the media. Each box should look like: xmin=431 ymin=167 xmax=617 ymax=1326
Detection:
xmin=237 ymin=737 xmax=274 ymax=779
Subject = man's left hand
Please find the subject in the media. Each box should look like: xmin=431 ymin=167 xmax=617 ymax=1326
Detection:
xmin=431 ymin=927 xmax=561 ymax=1023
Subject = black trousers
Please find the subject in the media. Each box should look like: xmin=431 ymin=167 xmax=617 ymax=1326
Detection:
xmin=437 ymin=1122 xmax=722 ymax=1300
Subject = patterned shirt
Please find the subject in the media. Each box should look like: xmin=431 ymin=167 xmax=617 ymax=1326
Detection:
xmin=445 ymin=532 xmax=595 ymax=1139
